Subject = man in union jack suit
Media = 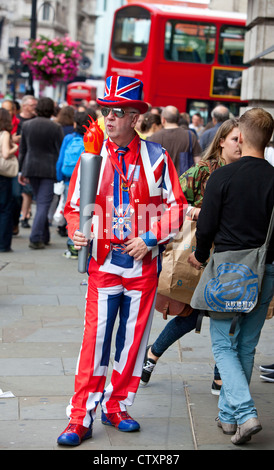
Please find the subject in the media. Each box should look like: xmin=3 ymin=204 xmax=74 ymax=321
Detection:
xmin=57 ymin=76 xmax=186 ymax=446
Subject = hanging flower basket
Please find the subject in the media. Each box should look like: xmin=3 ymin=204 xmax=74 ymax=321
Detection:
xmin=21 ymin=35 xmax=83 ymax=86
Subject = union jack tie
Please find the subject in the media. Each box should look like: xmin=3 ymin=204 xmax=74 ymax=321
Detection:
xmin=112 ymin=147 xmax=132 ymax=241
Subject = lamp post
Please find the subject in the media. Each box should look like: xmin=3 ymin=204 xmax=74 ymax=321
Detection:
xmin=26 ymin=0 xmax=37 ymax=95
xmin=12 ymin=36 xmax=20 ymax=101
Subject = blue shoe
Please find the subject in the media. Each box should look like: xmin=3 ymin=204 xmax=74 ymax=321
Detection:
xmin=57 ymin=422 xmax=92 ymax=446
xmin=101 ymin=411 xmax=140 ymax=432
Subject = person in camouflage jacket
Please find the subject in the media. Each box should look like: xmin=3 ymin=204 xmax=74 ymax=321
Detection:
xmin=180 ymin=118 xmax=240 ymax=219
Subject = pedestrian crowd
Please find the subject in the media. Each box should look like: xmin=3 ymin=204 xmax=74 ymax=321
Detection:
xmin=0 ymin=77 xmax=273 ymax=448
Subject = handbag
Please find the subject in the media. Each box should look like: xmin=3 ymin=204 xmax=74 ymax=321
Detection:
xmin=158 ymin=217 xmax=203 ymax=305
xmin=191 ymin=207 xmax=274 ymax=335
xmin=155 ymin=293 xmax=193 ymax=319
xmin=53 ymin=192 xmax=66 ymax=225
xmin=0 ymin=132 xmax=19 ymax=178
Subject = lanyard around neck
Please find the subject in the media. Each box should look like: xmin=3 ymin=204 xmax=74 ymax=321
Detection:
xmin=106 ymin=138 xmax=140 ymax=189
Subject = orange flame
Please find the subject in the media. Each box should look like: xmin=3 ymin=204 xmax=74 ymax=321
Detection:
xmin=83 ymin=115 xmax=104 ymax=154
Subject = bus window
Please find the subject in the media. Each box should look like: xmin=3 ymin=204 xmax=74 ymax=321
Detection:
xmin=188 ymin=100 xmax=210 ymax=125
xmin=165 ymin=21 xmax=216 ymax=64
xmin=218 ymin=26 xmax=246 ymax=66
xmin=187 ymin=99 xmax=242 ymax=124
xmin=111 ymin=6 xmax=151 ymax=62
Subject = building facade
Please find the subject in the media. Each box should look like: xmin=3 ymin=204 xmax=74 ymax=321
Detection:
xmin=0 ymin=0 xmax=100 ymax=98
xmin=241 ymin=0 xmax=274 ymax=116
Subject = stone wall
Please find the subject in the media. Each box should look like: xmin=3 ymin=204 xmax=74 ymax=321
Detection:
xmin=241 ymin=0 xmax=274 ymax=116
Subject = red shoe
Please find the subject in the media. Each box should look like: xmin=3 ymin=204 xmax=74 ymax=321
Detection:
xmin=101 ymin=411 xmax=140 ymax=432
xmin=57 ymin=422 xmax=92 ymax=446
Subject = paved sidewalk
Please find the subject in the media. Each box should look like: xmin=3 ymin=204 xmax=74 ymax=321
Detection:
xmin=0 ymin=212 xmax=274 ymax=451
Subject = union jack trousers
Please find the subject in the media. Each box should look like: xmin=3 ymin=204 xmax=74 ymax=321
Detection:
xmin=65 ymin=134 xmax=186 ymax=426
xmin=67 ymin=252 xmax=158 ymax=426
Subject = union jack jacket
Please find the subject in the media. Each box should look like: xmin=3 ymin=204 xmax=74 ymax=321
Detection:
xmin=64 ymin=133 xmax=186 ymax=265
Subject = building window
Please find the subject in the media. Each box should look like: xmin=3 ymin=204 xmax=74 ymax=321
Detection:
xmin=42 ymin=2 xmax=51 ymax=21
xmin=100 ymin=53 xmax=104 ymax=68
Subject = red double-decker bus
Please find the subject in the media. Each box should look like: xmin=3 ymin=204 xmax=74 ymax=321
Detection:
xmin=66 ymin=82 xmax=97 ymax=107
xmin=106 ymin=3 xmax=247 ymax=122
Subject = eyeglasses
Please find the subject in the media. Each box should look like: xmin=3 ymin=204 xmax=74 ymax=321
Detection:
xmin=101 ymin=107 xmax=137 ymax=118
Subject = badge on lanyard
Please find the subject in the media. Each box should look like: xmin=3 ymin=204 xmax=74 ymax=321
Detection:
xmin=106 ymin=139 xmax=140 ymax=240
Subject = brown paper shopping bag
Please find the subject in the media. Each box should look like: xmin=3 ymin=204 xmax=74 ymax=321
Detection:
xmin=158 ymin=218 xmax=203 ymax=305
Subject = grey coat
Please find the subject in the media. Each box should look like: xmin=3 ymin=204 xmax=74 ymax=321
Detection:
xmin=19 ymin=116 xmax=64 ymax=179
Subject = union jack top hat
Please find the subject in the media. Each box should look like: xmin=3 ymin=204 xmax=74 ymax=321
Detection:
xmin=97 ymin=75 xmax=148 ymax=114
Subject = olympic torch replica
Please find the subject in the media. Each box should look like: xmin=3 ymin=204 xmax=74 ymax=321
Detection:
xmin=78 ymin=116 xmax=104 ymax=273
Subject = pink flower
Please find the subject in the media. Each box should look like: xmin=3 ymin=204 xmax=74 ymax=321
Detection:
xmin=20 ymin=34 xmax=82 ymax=85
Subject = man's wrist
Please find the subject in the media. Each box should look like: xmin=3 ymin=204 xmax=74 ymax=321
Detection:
xmin=194 ymin=249 xmax=208 ymax=264
xmin=140 ymin=231 xmax=157 ymax=248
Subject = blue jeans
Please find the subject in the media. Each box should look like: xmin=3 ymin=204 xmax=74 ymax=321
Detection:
xmin=29 ymin=177 xmax=54 ymax=244
xmin=151 ymin=309 xmax=221 ymax=381
xmin=11 ymin=176 xmax=22 ymax=227
xmin=0 ymin=175 xmax=13 ymax=251
xmin=151 ymin=309 xmax=199 ymax=357
xmin=210 ymin=263 xmax=274 ymax=425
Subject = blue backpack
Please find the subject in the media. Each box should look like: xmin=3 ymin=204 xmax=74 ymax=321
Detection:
xmin=62 ymin=133 xmax=85 ymax=178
